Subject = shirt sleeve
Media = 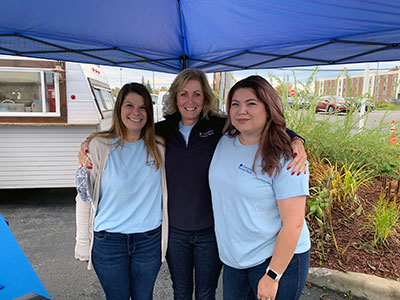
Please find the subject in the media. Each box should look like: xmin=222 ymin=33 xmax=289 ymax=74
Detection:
xmin=272 ymin=160 xmax=309 ymax=200
xmin=285 ymin=128 xmax=306 ymax=144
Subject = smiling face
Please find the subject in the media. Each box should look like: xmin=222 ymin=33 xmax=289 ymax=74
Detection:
xmin=121 ymin=92 xmax=147 ymax=142
xmin=176 ymin=79 xmax=204 ymax=126
xmin=229 ymin=88 xmax=268 ymax=144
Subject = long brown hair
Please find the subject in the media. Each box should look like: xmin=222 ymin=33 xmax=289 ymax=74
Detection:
xmin=224 ymin=75 xmax=292 ymax=176
xmin=163 ymin=68 xmax=222 ymax=119
xmin=89 ymin=82 xmax=162 ymax=169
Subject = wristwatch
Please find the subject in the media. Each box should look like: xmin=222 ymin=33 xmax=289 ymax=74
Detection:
xmin=266 ymin=267 xmax=282 ymax=280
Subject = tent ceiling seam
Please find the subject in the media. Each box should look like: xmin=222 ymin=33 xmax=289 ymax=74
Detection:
xmin=0 ymin=33 xmax=181 ymax=71
xmin=335 ymin=44 xmax=396 ymax=63
xmin=189 ymin=58 xmax=245 ymax=69
xmin=177 ymin=0 xmax=187 ymax=69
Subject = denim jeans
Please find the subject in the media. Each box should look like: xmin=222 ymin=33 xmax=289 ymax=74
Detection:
xmin=166 ymin=227 xmax=223 ymax=300
xmin=92 ymin=226 xmax=162 ymax=300
xmin=222 ymin=250 xmax=310 ymax=300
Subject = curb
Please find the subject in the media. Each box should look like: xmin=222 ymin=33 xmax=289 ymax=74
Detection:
xmin=307 ymin=268 xmax=400 ymax=300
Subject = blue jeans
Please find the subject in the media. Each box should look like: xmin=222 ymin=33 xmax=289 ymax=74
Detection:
xmin=166 ymin=227 xmax=223 ymax=300
xmin=92 ymin=226 xmax=162 ymax=300
xmin=222 ymin=250 xmax=310 ymax=300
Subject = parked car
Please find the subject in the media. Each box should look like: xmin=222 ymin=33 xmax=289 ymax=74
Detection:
xmin=153 ymin=91 xmax=168 ymax=122
xmin=151 ymin=93 xmax=158 ymax=104
xmin=287 ymin=97 xmax=311 ymax=109
xmin=316 ymin=96 xmax=349 ymax=113
xmin=354 ymin=99 xmax=375 ymax=112
xmin=391 ymin=99 xmax=400 ymax=104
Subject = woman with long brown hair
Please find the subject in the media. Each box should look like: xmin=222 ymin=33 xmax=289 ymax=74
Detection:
xmin=209 ymin=75 xmax=310 ymax=300
xmin=75 ymin=82 xmax=168 ymax=300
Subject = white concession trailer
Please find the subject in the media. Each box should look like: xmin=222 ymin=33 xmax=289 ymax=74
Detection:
xmin=0 ymin=57 xmax=114 ymax=189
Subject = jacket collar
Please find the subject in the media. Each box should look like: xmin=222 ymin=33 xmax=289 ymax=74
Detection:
xmin=166 ymin=111 xmax=206 ymax=128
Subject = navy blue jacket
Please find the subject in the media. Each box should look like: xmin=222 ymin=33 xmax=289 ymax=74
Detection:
xmin=155 ymin=112 xmax=301 ymax=231
xmin=156 ymin=112 xmax=226 ymax=230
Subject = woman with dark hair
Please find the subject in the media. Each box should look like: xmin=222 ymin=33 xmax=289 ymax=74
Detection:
xmin=78 ymin=70 xmax=307 ymax=300
xmin=75 ymin=82 xmax=168 ymax=300
xmin=209 ymin=75 xmax=310 ymax=300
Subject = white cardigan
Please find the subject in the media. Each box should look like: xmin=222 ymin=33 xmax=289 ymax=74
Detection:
xmin=74 ymin=136 xmax=169 ymax=270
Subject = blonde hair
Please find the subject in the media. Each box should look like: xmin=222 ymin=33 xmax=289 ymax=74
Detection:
xmin=89 ymin=82 xmax=162 ymax=170
xmin=163 ymin=68 xmax=222 ymax=119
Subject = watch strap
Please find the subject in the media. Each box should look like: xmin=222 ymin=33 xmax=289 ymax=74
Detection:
xmin=266 ymin=267 xmax=282 ymax=280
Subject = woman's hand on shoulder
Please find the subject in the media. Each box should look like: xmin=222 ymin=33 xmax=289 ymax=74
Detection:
xmin=287 ymin=138 xmax=307 ymax=175
xmin=78 ymin=141 xmax=92 ymax=169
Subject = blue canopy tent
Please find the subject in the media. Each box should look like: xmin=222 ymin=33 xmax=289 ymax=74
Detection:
xmin=1 ymin=0 xmax=400 ymax=73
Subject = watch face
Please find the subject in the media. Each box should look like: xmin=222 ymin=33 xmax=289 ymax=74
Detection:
xmin=267 ymin=269 xmax=277 ymax=280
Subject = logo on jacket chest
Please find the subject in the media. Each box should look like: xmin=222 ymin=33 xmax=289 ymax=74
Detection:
xmin=199 ymin=130 xmax=214 ymax=138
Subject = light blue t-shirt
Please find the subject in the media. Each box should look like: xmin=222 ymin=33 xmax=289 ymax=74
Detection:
xmin=179 ymin=121 xmax=195 ymax=145
xmin=209 ymin=135 xmax=310 ymax=269
xmin=94 ymin=138 xmax=162 ymax=234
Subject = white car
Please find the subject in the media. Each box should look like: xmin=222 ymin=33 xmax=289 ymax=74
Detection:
xmin=153 ymin=92 xmax=168 ymax=122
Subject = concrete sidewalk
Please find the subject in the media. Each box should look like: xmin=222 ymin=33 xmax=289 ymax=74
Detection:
xmin=308 ymin=267 xmax=400 ymax=300
xmin=1 ymin=188 xmax=397 ymax=300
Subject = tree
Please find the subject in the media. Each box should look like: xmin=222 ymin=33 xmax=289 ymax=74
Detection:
xmin=146 ymin=80 xmax=153 ymax=94
xmin=275 ymin=82 xmax=292 ymax=98
xmin=141 ymin=76 xmax=153 ymax=93
xmin=111 ymin=87 xmax=120 ymax=98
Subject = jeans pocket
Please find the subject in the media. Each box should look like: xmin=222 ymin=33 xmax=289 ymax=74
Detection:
xmin=144 ymin=226 xmax=161 ymax=238
xmin=94 ymin=231 xmax=109 ymax=241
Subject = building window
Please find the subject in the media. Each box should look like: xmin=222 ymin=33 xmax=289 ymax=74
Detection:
xmin=0 ymin=69 xmax=60 ymax=116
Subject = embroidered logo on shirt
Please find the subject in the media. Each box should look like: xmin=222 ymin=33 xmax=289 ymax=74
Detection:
xmin=238 ymin=163 xmax=252 ymax=174
xmin=146 ymin=159 xmax=156 ymax=167
xmin=199 ymin=130 xmax=214 ymax=138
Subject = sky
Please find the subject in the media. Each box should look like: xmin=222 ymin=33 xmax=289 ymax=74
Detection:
xmin=100 ymin=61 xmax=400 ymax=91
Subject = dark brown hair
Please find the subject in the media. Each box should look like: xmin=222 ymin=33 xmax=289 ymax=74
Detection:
xmin=224 ymin=75 xmax=292 ymax=176
xmin=90 ymin=82 xmax=162 ymax=169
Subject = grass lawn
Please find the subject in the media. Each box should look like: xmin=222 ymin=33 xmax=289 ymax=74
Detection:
xmin=375 ymin=105 xmax=400 ymax=111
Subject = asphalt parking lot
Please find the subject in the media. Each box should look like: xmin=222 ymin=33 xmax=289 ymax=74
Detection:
xmin=315 ymin=109 xmax=400 ymax=129
xmin=0 ymin=188 xmax=362 ymax=300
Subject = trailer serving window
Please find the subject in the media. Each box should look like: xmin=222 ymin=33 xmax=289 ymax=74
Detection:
xmin=0 ymin=68 xmax=61 ymax=117
xmin=88 ymin=78 xmax=114 ymax=116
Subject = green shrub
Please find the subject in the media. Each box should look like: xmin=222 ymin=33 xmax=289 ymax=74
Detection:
xmin=281 ymin=70 xmax=400 ymax=180
xmin=366 ymin=193 xmax=400 ymax=248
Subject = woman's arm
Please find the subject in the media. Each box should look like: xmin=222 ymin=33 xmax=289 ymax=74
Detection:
xmin=285 ymin=128 xmax=307 ymax=175
xmin=75 ymin=194 xmax=92 ymax=262
xmin=257 ymin=195 xmax=306 ymax=300
xmin=75 ymin=138 xmax=102 ymax=262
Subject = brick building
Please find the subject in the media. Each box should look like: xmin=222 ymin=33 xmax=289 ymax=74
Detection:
xmin=315 ymin=67 xmax=400 ymax=102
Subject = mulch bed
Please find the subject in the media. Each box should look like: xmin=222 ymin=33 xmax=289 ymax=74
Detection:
xmin=307 ymin=180 xmax=400 ymax=280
